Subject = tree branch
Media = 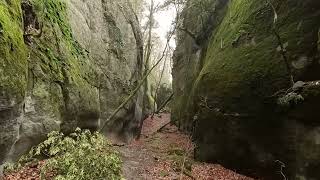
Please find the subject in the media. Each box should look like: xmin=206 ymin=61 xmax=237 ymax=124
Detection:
xmin=155 ymin=93 xmax=174 ymax=114
xmin=100 ymin=25 xmax=177 ymax=131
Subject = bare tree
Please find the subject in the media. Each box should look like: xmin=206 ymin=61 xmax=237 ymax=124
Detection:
xmin=100 ymin=0 xmax=179 ymax=130
xmin=119 ymin=0 xmax=144 ymax=78
xmin=100 ymin=0 xmax=177 ymax=130
xmin=152 ymin=48 xmax=171 ymax=116
xmin=143 ymin=0 xmax=157 ymax=112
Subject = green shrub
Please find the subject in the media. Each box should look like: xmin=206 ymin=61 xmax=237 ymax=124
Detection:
xmin=277 ymin=92 xmax=304 ymax=108
xmin=19 ymin=128 xmax=123 ymax=180
xmin=2 ymin=162 xmax=18 ymax=174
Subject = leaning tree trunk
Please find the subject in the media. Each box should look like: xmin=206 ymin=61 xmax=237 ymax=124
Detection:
xmin=144 ymin=0 xmax=157 ymax=113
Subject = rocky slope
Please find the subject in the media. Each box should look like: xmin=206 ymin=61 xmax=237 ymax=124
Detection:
xmin=0 ymin=0 xmax=147 ymax=166
xmin=172 ymin=0 xmax=320 ymax=179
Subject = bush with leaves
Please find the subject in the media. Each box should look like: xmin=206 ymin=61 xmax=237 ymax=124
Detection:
xmin=9 ymin=128 xmax=123 ymax=180
xmin=277 ymin=92 xmax=304 ymax=108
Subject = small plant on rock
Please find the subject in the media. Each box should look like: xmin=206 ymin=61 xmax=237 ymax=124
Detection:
xmin=277 ymin=92 xmax=304 ymax=108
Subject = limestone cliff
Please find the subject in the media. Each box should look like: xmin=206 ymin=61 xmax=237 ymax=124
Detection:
xmin=172 ymin=0 xmax=320 ymax=179
xmin=0 ymin=0 xmax=146 ymax=165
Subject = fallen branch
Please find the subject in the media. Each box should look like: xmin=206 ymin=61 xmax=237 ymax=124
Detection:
xmin=112 ymin=143 xmax=125 ymax=147
xmin=179 ymin=136 xmax=195 ymax=180
xmin=151 ymin=122 xmax=171 ymax=135
xmin=275 ymin=160 xmax=287 ymax=180
xmin=199 ymin=96 xmax=251 ymax=118
xmin=100 ymin=25 xmax=177 ymax=131
xmin=179 ymin=155 xmax=187 ymax=180
xmin=155 ymin=93 xmax=174 ymax=114
xmin=152 ymin=51 xmax=169 ymax=115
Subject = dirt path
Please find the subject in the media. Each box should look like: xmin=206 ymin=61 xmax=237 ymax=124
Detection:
xmin=2 ymin=113 xmax=255 ymax=180
xmin=116 ymin=114 xmax=255 ymax=180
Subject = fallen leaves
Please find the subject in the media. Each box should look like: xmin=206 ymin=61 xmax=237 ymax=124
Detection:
xmin=3 ymin=161 xmax=55 ymax=180
xmin=192 ymin=164 xmax=254 ymax=180
xmin=119 ymin=113 xmax=255 ymax=180
xmin=3 ymin=113 xmax=256 ymax=180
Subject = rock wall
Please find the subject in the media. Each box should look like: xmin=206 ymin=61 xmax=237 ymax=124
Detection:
xmin=0 ymin=0 xmax=28 ymax=166
xmin=172 ymin=0 xmax=320 ymax=179
xmin=0 ymin=0 xmax=146 ymax=165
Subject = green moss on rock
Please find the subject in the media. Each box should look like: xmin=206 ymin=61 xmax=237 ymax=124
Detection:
xmin=173 ymin=0 xmax=320 ymax=178
xmin=0 ymin=0 xmax=28 ymax=100
xmin=28 ymin=0 xmax=100 ymax=132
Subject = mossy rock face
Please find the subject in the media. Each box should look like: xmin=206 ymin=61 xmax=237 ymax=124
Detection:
xmin=1 ymin=0 xmax=100 ymax=163
xmin=0 ymin=0 xmax=28 ymax=164
xmin=173 ymin=0 xmax=320 ymax=179
xmin=27 ymin=0 xmax=100 ymax=131
xmin=0 ymin=0 xmax=27 ymax=102
xmin=0 ymin=0 xmax=147 ymax=165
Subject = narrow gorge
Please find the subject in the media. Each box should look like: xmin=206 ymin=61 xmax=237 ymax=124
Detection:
xmin=0 ymin=0 xmax=320 ymax=179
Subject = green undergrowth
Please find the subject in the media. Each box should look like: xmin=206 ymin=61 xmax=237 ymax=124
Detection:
xmin=277 ymin=92 xmax=304 ymax=109
xmin=4 ymin=128 xmax=123 ymax=180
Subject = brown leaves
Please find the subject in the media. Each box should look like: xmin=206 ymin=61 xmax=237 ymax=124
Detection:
xmin=121 ymin=113 xmax=255 ymax=180
xmin=192 ymin=164 xmax=254 ymax=180
xmin=3 ymin=161 xmax=55 ymax=180
xmin=5 ymin=113 xmax=255 ymax=180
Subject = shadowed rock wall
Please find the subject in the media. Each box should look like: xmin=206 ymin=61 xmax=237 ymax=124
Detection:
xmin=172 ymin=0 xmax=320 ymax=179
